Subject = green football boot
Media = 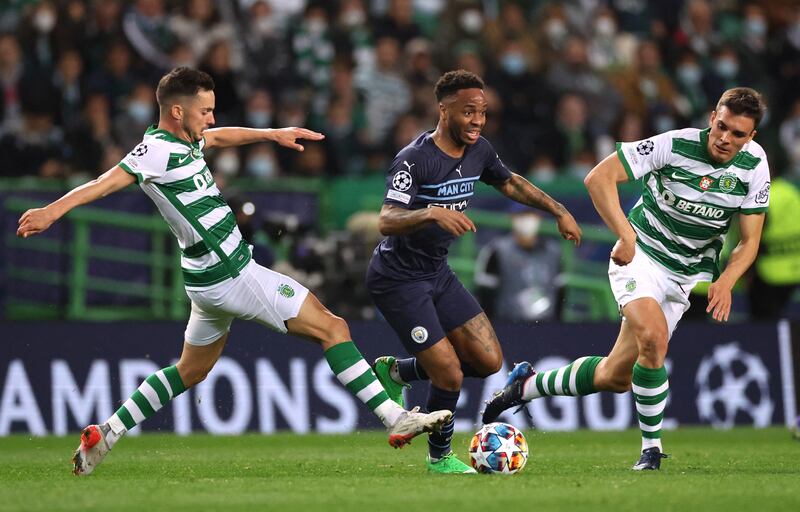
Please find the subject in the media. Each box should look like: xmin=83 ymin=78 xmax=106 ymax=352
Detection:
xmin=373 ymin=356 xmax=408 ymax=408
xmin=426 ymin=452 xmax=477 ymax=474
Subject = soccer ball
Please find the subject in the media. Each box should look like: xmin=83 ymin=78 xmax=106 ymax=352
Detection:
xmin=468 ymin=422 xmax=528 ymax=474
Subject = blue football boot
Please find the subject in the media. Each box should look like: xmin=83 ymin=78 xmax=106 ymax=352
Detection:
xmin=481 ymin=362 xmax=536 ymax=424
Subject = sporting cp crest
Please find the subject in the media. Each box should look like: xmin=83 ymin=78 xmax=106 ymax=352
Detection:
xmin=718 ymin=172 xmax=738 ymax=193
xmin=277 ymin=284 xmax=295 ymax=298
xmin=625 ymin=279 xmax=637 ymax=292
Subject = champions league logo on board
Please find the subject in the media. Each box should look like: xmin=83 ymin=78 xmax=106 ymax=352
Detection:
xmin=695 ymin=342 xmax=773 ymax=428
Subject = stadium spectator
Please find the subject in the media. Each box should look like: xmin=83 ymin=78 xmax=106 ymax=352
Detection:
xmin=52 ymin=49 xmax=85 ymax=131
xmin=121 ymin=0 xmax=176 ymax=71
xmin=610 ymin=39 xmax=680 ymax=122
xmin=373 ymin=0 xmax=420 ymax=47
xmin=170 ymin=0 xmax=237 ymax=69
xmin=0 ymin=77 xmax=65 ymax=177
xmin=65 ymin=93 xmax=115 ymax=174
xmin=475 ymin=208 xmax=562 ymax=322
xmin=546 ymin=35 xmax=622 ymax=136
xmin=113 ymin=82 xmax=157 ymax=150
xmin=0 ymin=32 xmax=28 ymax=131
xmin=357 ymin=35 xmax=411 ymax=148
xmin=86 ymin=40 xmax=138 ymax=115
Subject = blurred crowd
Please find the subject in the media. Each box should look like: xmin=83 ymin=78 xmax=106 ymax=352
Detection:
xmin=1 ymin=0 xmax=800 ymax=183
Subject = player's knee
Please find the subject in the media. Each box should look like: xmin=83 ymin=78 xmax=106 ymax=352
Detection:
xmin=473 ymin=352 xmax=503 ymax=377
xmin=178 ymin=363 xmax=213 ymax=388
xmin=431 ymin=366 xmax=463 ymax=391
xmin=317 ymin=314 xmax=351 ymax=345
xmin=634 ymin=325 xmax=668 ymax=359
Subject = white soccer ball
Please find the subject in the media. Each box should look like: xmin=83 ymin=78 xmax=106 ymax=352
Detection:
xmin=468 ymin=422 xmax=528 ymax=474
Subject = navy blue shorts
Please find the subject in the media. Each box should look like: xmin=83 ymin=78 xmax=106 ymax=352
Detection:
xmin=366 ymin=266 xmax=483 ymax=354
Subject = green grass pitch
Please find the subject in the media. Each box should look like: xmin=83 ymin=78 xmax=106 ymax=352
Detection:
xmin=1 ymin=427 xmax=798 ymax=512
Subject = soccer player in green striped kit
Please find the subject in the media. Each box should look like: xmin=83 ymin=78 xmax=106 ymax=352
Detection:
xmin=483 ymin=88 xmax=771 ymax=470
xmin=16 ymin=67 xmax=451 ymax=475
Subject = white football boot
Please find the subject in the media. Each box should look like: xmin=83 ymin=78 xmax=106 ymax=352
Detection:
xmin=72 ymin=424 xmax=116 ymax=476
xmin=388 ymin=407 xmax=452 ymax=448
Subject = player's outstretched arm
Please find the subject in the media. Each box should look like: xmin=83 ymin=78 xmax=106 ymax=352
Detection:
xmin=707 ymin=213 xmax=765 ymax=322
xmin=584 ymin=153 xmax=636 ymax=265
xmin=204 ymin=127 xmax=324 ymax=151
xmin=16 ymin=166 xmax=135 ymax=238
xmin=494 ymin=172 xmax=582 ymax=245
xmin=378 ymin=204 xmax=476 ymax=237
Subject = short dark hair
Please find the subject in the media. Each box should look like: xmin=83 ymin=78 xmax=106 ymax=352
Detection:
xmin=156 ymin=67 xmax=215 ymax=108
xmin=434 ymin=69 xmax=485 ymax=102
xmin=716 ymin=87 xmax=767 ymax=128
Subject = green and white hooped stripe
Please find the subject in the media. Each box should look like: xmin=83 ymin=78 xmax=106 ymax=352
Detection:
xmin=523 ymin=356 xmax=603 ymax=399
xmin=108 ymin=365 xmax=186 ymax=434
xmin=632 ymin=363 xmax=669 ymax=441
xmin=325 ymin=342 xmax=402 ymax=427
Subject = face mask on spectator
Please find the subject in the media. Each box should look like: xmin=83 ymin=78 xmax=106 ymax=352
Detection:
xmin=459 ymin=9 xmax=483 ymax=34
xmin=744 ymin=17 xmax=767 ymax=37
xmin=128 ymin=101 xmax=154 ymax=124
xmin=595 ymin=17 xmax=616 ymax=37
xmin=512 ymin=215 xmax=541 ymax=239
xmin=34 ymin=8 xmax=56 ymax=33
xmin=247 ymin=156 xmax=277 ymax=178
xmin=545 ymin=19 xmax=567 ymax=42
xmin=788 ymin=22 xmax=800 ymax=49
xmin=254 ymin=17 xmax=277 ymax=37
xmin=501 ymin=53 xmax=527 ymax=76
xmin=216 ymin=153 xmax=240 ymax=176
xmin=677 ymin=64 xmax=702 ymax=85
xmin=714 ymin=57 xmax=739 ymax=79
xmin=341 ymin=9 xmax=365 ymax=28
xmin=653 ymin=115 xmax=675 ymax=133
xmin=306 ymin=19 xmax=327 ymax=37
xmin=246 ymin=110 xmax=272 ymax=128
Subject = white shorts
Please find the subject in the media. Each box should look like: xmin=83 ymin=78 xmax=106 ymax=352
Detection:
xmin=184 ymin=261 xmax=309 ymax=346
xmin=608 ymin=248 xmax=696 ymax=339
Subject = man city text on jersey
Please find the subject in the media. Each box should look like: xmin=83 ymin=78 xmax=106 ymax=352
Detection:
xmin=371 ymin=131 xmax=511 ymax=280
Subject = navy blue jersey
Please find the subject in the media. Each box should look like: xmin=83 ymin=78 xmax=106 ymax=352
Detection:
xmin=370 ymin=131 xmax=512 ymax=280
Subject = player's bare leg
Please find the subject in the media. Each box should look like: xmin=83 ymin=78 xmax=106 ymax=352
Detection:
xmin=286 ymin=293 xmax=451 ymax=448
xmin=447 ymin=312 xmax=504 ymax=378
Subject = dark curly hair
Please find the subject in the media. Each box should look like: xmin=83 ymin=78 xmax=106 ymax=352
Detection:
xmin=156 ymin=67 xmax=215 ymax=108
xmin=716 ymin=87 xmax=767 ymax=128
xmin=434 ymin=69 xmax=485 ymax=102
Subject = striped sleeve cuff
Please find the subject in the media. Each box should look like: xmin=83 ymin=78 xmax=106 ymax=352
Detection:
xmin=615 ymin=142 xmax=636 ymax=182
xmin=118 ymin=161 xmax=143 ymax=184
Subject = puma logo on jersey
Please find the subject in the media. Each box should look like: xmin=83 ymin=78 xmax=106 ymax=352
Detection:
xmin=402 ymin=160 xmax=415 ymax=172
xmin=455 ymin=165 xmax=462 ymax=177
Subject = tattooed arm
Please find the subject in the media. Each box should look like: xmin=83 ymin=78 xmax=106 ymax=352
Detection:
xmin=494 ymin=172 xmax=582 ymax=245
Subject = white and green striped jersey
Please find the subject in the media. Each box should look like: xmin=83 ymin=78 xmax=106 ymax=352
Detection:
xmin=118 ymin=126 xmax=251 ymax=290
xmin=617 ymin=127 xmax=770 ymax=283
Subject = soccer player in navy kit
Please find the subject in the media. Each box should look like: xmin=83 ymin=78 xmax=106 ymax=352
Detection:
xmin=367 ymin=70 xmax=582 ymax=473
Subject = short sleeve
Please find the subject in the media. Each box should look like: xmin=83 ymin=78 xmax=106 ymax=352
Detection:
xmin=616 ymin=131 xmax=674 ymax=180
xmin=383 ymin=152 xmax=423 ymax=208
xmin=740 ymin=159 xmax=770 ymax=214
xmin=479 ymin=139 xmax=512 ymax=185
xmin=118 ymin=141 xmax=170 ymax=184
